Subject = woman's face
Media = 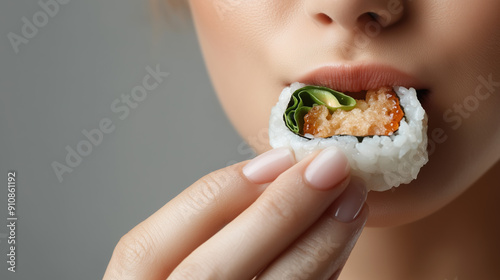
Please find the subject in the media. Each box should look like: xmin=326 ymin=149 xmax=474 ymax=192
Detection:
xmin=188 ymin=0 xmax=500 ymax=226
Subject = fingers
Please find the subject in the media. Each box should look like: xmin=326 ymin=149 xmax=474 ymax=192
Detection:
xmin=257 ymin=179 xmax=369 ymax=280
xmin=103 ymin=147 xmax=296 ymax=280
xmin=168 ymin=147 xmax=352 ymax=280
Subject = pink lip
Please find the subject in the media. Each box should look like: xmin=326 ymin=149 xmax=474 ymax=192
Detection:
xmin=297 ymin=64 xmax=426 ymax=92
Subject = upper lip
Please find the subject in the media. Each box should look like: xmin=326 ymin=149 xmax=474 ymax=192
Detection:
xmin=297 ymin=64 xmax=426 ymax=92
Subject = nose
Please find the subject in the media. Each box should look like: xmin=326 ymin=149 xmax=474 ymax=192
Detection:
xmin=306 ymin=0 xmax=405 ymax=30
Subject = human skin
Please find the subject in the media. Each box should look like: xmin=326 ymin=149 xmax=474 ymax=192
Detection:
xmin=188 ymin=0 xmax=500 ymax=227
xmin=104 ymin=0 xmax=500 ymax=279
xmin=186 ymin=0 xmax=500 ymax=278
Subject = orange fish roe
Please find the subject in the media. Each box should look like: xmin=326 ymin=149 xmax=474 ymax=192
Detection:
xmin=384 ymin=88 xmax=404 ymax=134
xmin=303 ymin=86 xmax=404 ymax=137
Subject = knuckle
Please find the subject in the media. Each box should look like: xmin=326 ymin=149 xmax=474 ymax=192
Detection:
xmin=198 ymin=174 xmax=223 ymax=202
xmin=256 ymin=188 xmax=300 ymax=224
xmin=176 ymin=167 xmax=238 ymax=221
xmin=291 ymin=246 xmax=321 ymax=277
xmin=114 ymin=225 xmax=156 ymax=269
xmin=295 ymin=237 xmax=331 ymax=264
xmin=184 ymin=175 xmax=223 ymax=212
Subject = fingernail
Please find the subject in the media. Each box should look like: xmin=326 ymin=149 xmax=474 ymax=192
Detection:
xmin=243 ymin=148 xmax=296 ymax=184
xmin=333 ymin=177 xmax=367 ymax=223
xmin=304 ymin=146 xmax=350 ymax=190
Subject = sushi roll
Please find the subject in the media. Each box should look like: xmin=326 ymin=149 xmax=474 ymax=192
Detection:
xmin=269 ymin=82 xmax=428 ymax=192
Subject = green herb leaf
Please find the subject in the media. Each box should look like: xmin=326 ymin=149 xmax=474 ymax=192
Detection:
xmin=284 ymin=85 xmax=356 ymax=135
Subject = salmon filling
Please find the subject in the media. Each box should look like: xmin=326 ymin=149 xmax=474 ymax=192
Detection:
xmin=303 ymin=86 xmax=404 ymax=137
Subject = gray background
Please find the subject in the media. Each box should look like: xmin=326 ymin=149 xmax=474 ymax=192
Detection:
xmin=0 ymin=1 xmax=251 ymax=279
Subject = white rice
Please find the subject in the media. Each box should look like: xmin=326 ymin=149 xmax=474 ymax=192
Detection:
xmin=269 ymin=82 xmax=428 ymax=192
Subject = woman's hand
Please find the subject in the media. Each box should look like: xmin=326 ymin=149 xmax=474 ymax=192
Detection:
xmin=103 ymin=147 xmax=368 ymax=280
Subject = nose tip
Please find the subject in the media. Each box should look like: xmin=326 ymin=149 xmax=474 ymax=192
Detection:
xmin=308 ymin=0 xmax=405 ymax=30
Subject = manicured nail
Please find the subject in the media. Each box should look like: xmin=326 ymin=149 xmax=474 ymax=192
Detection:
xmin=243 ymin=148 xmax=296 ymax=184
xmin=304 ymin=146 xmax=350 ymax=190
xmin=333 ymin=177 xmax=367 ymax=223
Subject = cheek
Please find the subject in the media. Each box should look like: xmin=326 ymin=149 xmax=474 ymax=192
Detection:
xmin=367 ymin=1 xmax=500 ymax=226
xmin=422 ymin=1 xmax=500 ymax=166
xmin=189 ymin=1 xmax=298 ymax=152
xmin=419 ymin=1 xmax=500 ymax=82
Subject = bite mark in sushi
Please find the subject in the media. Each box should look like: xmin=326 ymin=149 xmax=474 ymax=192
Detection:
xmin=303 ymin=86 xmax=404 ymax=137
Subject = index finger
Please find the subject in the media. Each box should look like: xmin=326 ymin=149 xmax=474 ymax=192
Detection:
xmin=168 ymin=146 xmax=351 ymax=279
